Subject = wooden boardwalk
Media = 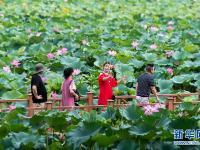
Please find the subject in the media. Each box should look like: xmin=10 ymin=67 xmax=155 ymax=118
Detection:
xmin=0 ymin=90 xmax=200 ymax=117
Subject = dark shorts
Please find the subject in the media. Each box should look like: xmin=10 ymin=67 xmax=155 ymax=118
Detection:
xmin=32 ymin=99 xmax=47 ymax=104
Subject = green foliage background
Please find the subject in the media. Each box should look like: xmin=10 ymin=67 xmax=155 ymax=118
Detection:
xmin=0 ymin=0 xmax=199 ymax=99
xmin=0 ymin=103 xmax=200 ymax=149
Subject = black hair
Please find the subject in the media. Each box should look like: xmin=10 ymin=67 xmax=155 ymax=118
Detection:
xmin=146 ymin=64 xmax=154 ymax=72
xmin=63 ymin=67 xmax=74 ymax=79
xmin=103 ymin=61 xmax=111 ymax=67
xmin=111 ymin=68 xmax=117 ymax=79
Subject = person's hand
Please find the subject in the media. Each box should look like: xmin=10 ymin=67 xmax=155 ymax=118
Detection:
xmin=36 ymin=95 xmax=43 ymax=99
xmin=156 ymin=97 xmax=160 ymax=102
xmin=121 ymin=76 xmax=126 ymax=83
xmin=109 ymin=64 xmax=115 ymax=69
xmin=107 ymin=73 xmax=113 ymax=78
xmin=75 ymin=94 xmax=79 ymax=100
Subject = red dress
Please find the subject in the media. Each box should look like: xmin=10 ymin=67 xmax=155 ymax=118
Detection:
xmin=98 ymin=73 xmax=117 ymax=105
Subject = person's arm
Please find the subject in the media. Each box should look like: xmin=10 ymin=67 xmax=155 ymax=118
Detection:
xmin=103 ymin=73 xmax=113 ymax=81
xmin=150 ymin=86 xmax=160 ymax=102
xmin=102 ymin=76 xmax=111 ymax=81
xmin=149 ymin=76 xmax=160 ymax=102
xmin=135 ymin=83 xmax=138 ymax=94
xmin=117 ymin=76 xmax=126 ymax=84
xmin=69 ymin=81 xmax=79 ymax=100
xmin=32 ymin=85 xmax=42 ymax=99
xmin=98 ymin=73 xmax=110 ymax=81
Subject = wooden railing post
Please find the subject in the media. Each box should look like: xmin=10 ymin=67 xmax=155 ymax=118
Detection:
xmin=173 ymin=96 xmax=177 ymax=109
xmin=198 ymin=89 xmax=200 ymax=101
xmin=167 ymin=97 xmax=174 ymax=111
xmin=116 ymin=99 xmax=121 ymax=105
xmin=45 ymin=102 xmax=53 ymax=110
xmin=108 ymin=99 xmax=114 ymax=108
xmin=87 ymin=92 xmax=93 ymax=112
xmin=28 ymin=94 xmax=34 ymax=117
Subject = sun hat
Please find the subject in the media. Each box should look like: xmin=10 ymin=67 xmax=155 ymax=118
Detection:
xmin=34 ymin=63 xmax=45 ymax=74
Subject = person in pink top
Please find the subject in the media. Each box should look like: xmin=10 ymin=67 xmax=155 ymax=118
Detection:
xmin=61 ymin=68 xmax=79 ymax=107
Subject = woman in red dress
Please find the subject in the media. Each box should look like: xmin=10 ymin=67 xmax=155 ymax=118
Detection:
xmin=98 ymin=62 xmax=125 ymax=105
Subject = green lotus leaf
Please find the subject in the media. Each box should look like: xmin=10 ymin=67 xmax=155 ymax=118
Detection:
xmin=171 ymin=74 xmax=194 ymax=84
xmin=129 ymin=59 xmax=144 ymax=68
xmin=1 ymin=90 xmax=24 ymax=99
xmin=92 ymin=134 xmax=118 ymax=147
xmin=101 ymin=107 xmax=116 ymax=120
xmin=129 ymin=124 xmax=154 ymax=136
xmin=2 ymin=132 xmax=45 ymax=149
xmin=67 ymin=121 xmax=101 ymax=148
xmin=177 ymin=102 xmax=194 ymax=111
xmin=169 ymin=118 xmax=197 ymax=130
xmin=159 ymin=89 xmax=172 ymax=94
xmin=155 ymin=59 xmax=171 ymax=66
xmin=184 ymin=44 xmax=198 ymax=53
xmin=172 ymin=51 xmax=188 ymax=60
xmin=142 ymin=53 xmax=157 ymax=62
xmin=158 ymin=80 xmax=173 ymax=90
xmin=119 ymin=105 xmax=143 ymax=121
xmin=116 ymin=140 xmax=139 ymax=150
xmin=60 ymin=56 xmax=84 ymax=69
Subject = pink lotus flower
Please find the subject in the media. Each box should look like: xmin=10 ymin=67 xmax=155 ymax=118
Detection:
xmin=11 ymin=60 xmax=20 ymax=68
xmin=51 ymin=92 xmax=58 ymax=98
xmin=3 ymin=66 xmax=11 ymax=73
xmin=73 ymin=69 xmax=81 ymax=75
xmin=144 ymin=110 xmax=153 ymax=115
xmin=8 ymin=105 xmax=16 ymax=112
xmin=167 ymin=67 xmax=173 ymax=75
xmin=61 ymin=48 xmax=67 ymax=54
xmin=56 ymin=49 xmax=63 ymax=55
xmin=47 ymin=53 xmax=55 ymax=59
xmin=74 ymin=28 xmax=81 ymax=32
xmin=36 ymin=32 xmax=42 ymax=37
xmin=143 ymin=105 xmax=155 ymax=115
xmin=167 ymin=26 xmax=174 ymax=31
xmin=150 ymin=106 xmax=159 ymax=113
xmin=154 ymin=103 xmax=166 ymax=109
xmin=150 ymin=26 xmax=159 ymax=32
xmin=131 ymin=41 xmax=139 ymax=48
xmin=143 ymin=104 xmax=164 ymax=115
xmin=81 ymin=40 xmax=89 ymax=45
xmin=108 ymin=50 xmax=117 ymax=56
xmin=165 ymin=51 xmax=174 ymax=58
xmin=56 ymin=48 xmax=68 ymax=55
xmin=150 ymin=44 xmax=157 ymax=49
xmin=168 ymin=21 xmax=174 ymax=25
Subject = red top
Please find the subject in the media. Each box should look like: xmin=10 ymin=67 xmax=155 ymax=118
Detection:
xmin=98 ymin=73 xmax=117 ymax=105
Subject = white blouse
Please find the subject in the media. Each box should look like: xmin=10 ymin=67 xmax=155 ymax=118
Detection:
xmin=69 ymin=80 xmax=76 ymax=90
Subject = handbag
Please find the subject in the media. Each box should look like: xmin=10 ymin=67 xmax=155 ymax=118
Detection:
xmin=73 ymin=89 xmax=80 ymax=102
xmin=112 ymin=95 xmax=115 ymax=100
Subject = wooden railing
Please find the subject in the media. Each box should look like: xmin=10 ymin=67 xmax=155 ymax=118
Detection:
xmin=0 ymin=90 xmax=200 ymax=117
